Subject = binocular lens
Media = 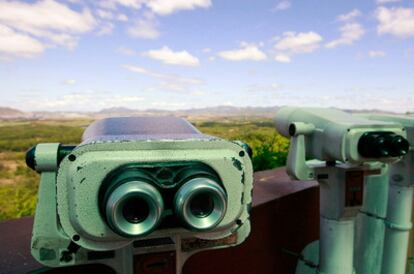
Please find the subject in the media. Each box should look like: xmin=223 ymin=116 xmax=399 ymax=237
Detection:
xmin=105 ymin=181 xmax=163 ymax=237
xmin=174 ymin=178 xmax=227 ymax=231
xmin=389 ymin=135 xmax=410 ymax=157
xmin=358 ymin=132 xmax=410 ymax=158
xmin=122 ymin=196 xmax=150 ymax=224
xmin=189 ymin=192 xmax=214 ymax=218
xmin=375 ymin=136 xmax=389 ymax=157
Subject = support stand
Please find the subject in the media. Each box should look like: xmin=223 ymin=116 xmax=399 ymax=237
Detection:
xmin=296 ymin=164 xmax=362 ymax=274
xmin=354 ymin=165 xmax=388 ymax=274
xmin=382 ymin=152 xmax=414 ymax=274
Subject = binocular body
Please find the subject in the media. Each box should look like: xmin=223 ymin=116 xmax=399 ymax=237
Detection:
xmin=275 ymin=107 xmax=412 ymax=274
xmin=28 ymin=117 xmax=253 ymax=269
xmin=276 ymin=107 xmax=409 ymax=164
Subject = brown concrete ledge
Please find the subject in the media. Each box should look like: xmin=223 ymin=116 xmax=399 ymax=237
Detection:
xmin=183 ymin=168 xmax=319 ymax=274
xmin=0 ymin=168 xmax=319 ymax=274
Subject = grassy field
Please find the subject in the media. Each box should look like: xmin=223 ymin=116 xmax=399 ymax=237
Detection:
xmin=0 ymin=118 xmax=289 ymax=221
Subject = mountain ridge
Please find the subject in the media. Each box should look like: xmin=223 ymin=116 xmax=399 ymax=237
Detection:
xmin=0 ymin=105 xmax=409 ymax=120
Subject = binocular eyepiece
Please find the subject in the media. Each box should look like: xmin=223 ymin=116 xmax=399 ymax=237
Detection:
xmin=103 ymin=173 xmax=227 ymax=237
xmin=105 ymin=181 xmax=164 ymax=237
xmin=174 ymin=177 xmax=227 ymax=231
xmin=358 ymin=132 xmax=410 ymax=158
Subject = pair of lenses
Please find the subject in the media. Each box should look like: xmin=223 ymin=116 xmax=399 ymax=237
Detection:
xmin=105 ymin=178 xmax=227 ymax=237
xmin=358 ymin=132 xmax=410 ymax=158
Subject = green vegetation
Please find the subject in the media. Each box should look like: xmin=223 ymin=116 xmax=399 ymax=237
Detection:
xmin=194 ymin=119 xmax=289 ymax=171
xmin=0 ymin=120 xmax=85 ymax=221
xmin=0 ymin=118 xmax=289 ymax=221
xmin=0 ymin=120 xmax=86 ymax=151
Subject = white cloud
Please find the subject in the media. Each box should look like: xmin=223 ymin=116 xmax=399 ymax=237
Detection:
xmin=218 ymin=43 xmax=267 ymax=61
xmin=337 ymin=9 xmax=361 ymax=22
xmin=271 ymin=83 xmax=282 ymax=90
xmin=272 ymin=1 xmax=291 ymax=11
xmin=97 ymin=9 xmax=114 ymax=20
xmin=124 ymin=65 xmax=163 ymax=78
xmin=0 ymin=0 xmax=96 ymax=33
xmin=0 ymin=25 xmax=45 ymax=58
xmin=240 ymin=87 xmax=414 ymax=113
xmin=24 ymin=92 xmax=145 ymax=111
xmin=123 ymin=65 xmax=202 ymax=91
xmin=275 ymin=31 xmax=323 ymax=53
xmin=98 ymin=0 xmax=211 ymax=15
xmin=376 ymin=7 xmax=414 ymax=38
xmin=117 ymin=46 xmax=137 ymax=56
xmin=146 ymin=0 xmax=212 ymax=15
xmin=246 ymin=83 xmax=284 ymax=93
xmin=272 ymin=31 xmax=322 ymax=62
xmin=376 ymin=0 xmax=401 ymax=4
xmin=109 ymin=95 xmax=144 ymax=104
xmin=154 ymin=82 xmax=185 ymax=92
xmin=326 ymin=10 xmax=365 ymax=49
xmin=143 ymin=46 xmax=200 ymax=67
xmin=68 ymin=0 xmax=84 ymax=4
xmin=127 ymin=14 xmax=160 ymax=39
xmin=274 ymin=53 xmax=291 ymax=63
xmin=0 ymin=0 xmax=96 ymax=57
xmin=143 ymin=46 xmax=200 ymax=66
xmin=97 ymin=23 xmax=114 ymax=36
xmin=368 ymin=50 xmax=386 ymax=58
xmin=117 ymin=14 xmax=129 ymax=21
xmin=63 ymin=79 xmax=77 ymax=85
xmin=151 ymin=101 xmax=187 ymax=108
xmin=191 ymin=90 xmax=206 ymax=96
xmin=116 ymin=0 xmax=145 ymax=9
xmin=96 ymin=7 xmax=128 ymax=21
xmin=325 ymin=23 xmax=364 ymax=48
xmin=124 ymin=64 xmax=202 ymax=84
xmin=98 ymin=0 xmax=144 ymax=10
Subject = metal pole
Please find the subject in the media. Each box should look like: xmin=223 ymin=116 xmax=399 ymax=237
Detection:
xmin=317 ymin=165 xmax=355 ymax=274
xmin=354 ymin=166 xmax=388 ymax=274
xmin=319 ymin=217 xmax=354 ymax=274
xmin=381 ymin=185 xmax=413 ymax=274
xmin=381 ymin=153 xmax=414 ymax=274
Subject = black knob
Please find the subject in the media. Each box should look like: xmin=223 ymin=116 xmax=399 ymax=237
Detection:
xmin=25 ymin=145 xmax=37 ymax=171
xmin=25 ymin=144 xmax=76 ymax=171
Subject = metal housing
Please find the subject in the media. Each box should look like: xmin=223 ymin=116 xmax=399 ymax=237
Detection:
xmin=30 ymin=117 xmax=253 ymax=271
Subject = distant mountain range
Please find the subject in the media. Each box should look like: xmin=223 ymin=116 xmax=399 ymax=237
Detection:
xmin=0 ymin=106 xmax=410 ymax=121
xmin=0 ymin=107 xmax=25 ymax=118
xmin=0 ymin=106 xmax=282 ymax=120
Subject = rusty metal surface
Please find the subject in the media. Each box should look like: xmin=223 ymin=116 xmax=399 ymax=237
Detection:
xmin=0 ymin=168 xmax=319 ymax=274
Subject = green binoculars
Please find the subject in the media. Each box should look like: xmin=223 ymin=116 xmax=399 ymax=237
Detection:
xmin=27 ymin=116 xmax=253 ymax=271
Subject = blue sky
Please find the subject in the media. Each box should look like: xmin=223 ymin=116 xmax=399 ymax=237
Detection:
xmin=0 ymin=0 xmax=413 ymax=112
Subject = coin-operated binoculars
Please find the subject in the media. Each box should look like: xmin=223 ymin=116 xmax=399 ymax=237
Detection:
xmin=26 ymin=117 xmax=253 ymax=274
xmin=275 ymin=107 xmax=409 ymax=274
xmin=356 ymin=114 xmax=414 ymax=274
